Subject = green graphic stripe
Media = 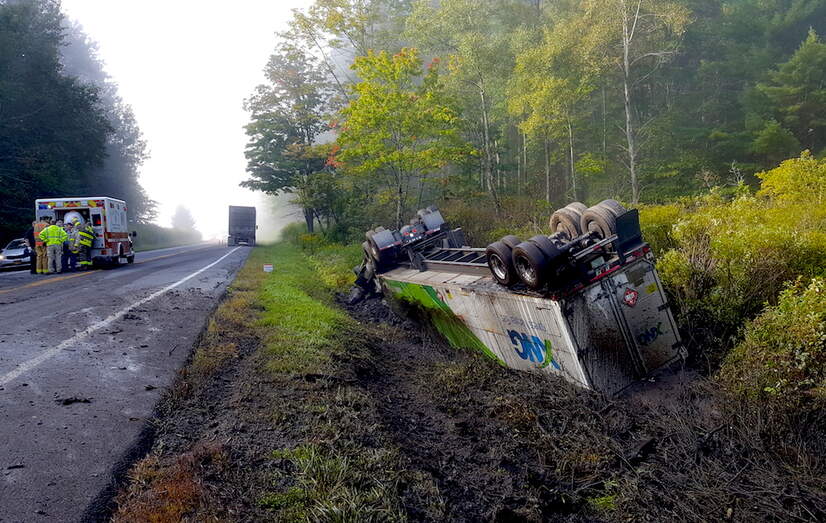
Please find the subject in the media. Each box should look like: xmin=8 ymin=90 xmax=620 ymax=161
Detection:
xmin=384 ymin=279 xmax=504 ymax=365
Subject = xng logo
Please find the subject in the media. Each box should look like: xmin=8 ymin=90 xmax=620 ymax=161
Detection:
xmin=508 ymin=330 xmax=560 ymax=370
xmin=637 ymin=322 xmax=665 ymax=346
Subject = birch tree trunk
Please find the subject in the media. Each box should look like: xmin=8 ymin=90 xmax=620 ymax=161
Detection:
xmin=621 ymin=0 xmax=640 ymax=203
xmin=479 ymin=88 xmax=502 ymax=214
xmin=516 ymin=132 xmax=522 ymax=195
xmin=544 ymin=138 xmax=551 ymax=203
xmin=567 ymin=119 xmax=577 ymax=200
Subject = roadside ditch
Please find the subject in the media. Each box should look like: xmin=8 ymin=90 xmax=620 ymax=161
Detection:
xmin=107 ymin=243 xmax=825 ymax=522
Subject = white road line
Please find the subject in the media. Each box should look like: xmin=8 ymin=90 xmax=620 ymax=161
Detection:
xmin=0 ymin=247 xmax=241 ymax=387
xmin=0 ymin=270 xmax=29 ymax=277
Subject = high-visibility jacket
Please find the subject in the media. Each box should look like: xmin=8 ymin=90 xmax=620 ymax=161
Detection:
xmin=39 ymin=224 xmax=68 ymax=246
xmin=34 ymin=222 xmax=48 ymax=247
xmin=67 ymin=229 xmax=80 ymax=251
xmin=78 ymin=225 xmax=95 ymax=248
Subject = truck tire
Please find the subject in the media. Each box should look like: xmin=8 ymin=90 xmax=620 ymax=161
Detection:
xmin=486 ymin=241 xmax=517 ymax=287
xmin=581 ymin=205 xmax=617 ymax=240
xmin=598 ymin=199 xmax=626 ymax=217
xmin=549 ymin=207 xmax=582 ymax=239
xmin=501 ymin=235 xmax=522 ymax=250
xmin=364 ymin=229 xmax=376 ymax=241
xmin=529 ymin=235 xmax=562 ymax=263
xmin=370 ymin=242 xmax=383 ymax=263
xmin=512 ymin=241 xmax=549 ymax=290
xmin=566 ymin=201 xmax=587 ymax=214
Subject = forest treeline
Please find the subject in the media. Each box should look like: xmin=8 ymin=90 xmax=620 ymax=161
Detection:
xmin=254 ymin=0 xmax=826 ymax=445
xmin=0 ymin=0 xmax=154 ymax=244
xmin=244 ymin=0 xmax=826 ymax=237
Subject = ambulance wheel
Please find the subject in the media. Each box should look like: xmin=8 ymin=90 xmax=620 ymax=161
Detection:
xmin=581 ymin=205 xmax=617 ymax=240
xmin=598 ymin=199 xmax=626 ymax=217
xmin=127 ymin=255 xmax=135 ymax=264
xmin=500 ymin=235 xmax=522 ymax=250
xmin=486 ymin=241 xmax=517 ymax=287
xmin=549 ymin=207 xmax=582 ymax=240
xmin=512 ymin=241 xmax=549 ymax=290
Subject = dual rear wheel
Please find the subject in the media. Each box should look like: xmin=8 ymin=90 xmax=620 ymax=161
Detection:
xmin=487 ymin=199 xmax=627 ymax=290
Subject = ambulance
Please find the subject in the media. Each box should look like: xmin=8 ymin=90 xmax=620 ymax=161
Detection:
xmin=35 ymin=197 xmax=136 ymax=266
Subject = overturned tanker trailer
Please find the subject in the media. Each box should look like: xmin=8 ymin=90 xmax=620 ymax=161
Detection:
xmin=352 ymin=201 xmax=684 ymax=395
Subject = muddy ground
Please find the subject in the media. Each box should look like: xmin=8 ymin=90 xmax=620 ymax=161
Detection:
xmin=109 ymin=292 xmax=825 ymax=522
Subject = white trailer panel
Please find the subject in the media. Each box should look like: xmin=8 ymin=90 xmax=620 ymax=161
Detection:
xmin=380 ymin=254 xmax=682 ymax=395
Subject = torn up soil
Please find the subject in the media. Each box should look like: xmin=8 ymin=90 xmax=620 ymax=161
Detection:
xmin=111 ymin=285 xmax=826 ymax=522
xmin=343 ymin=296 xmax=826 ymax=522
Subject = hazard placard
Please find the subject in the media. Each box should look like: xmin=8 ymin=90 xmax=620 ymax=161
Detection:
xmin=263 ymin=264 xmax=273 ymax=273
xmin=623 ymin=288 xmax=639 ymax=307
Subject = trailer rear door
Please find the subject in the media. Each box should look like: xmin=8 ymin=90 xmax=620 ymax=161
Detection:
xmin=608 ymin=258 xmax=682 ymax=372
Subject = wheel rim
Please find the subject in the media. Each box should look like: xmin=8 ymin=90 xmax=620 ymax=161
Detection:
xmin=489 ymin=254 xmax=508 ymax=281
xmin=514 ymin=256 xmax=538 ymax=287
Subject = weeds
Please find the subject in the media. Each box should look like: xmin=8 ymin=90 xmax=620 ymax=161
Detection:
xmin=113 ymin=443 xmax=228 ymax=522
xmin=264 ymin=444 xmax=404 ymax=522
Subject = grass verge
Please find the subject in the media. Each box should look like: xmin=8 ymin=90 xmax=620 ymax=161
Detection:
xmin=113 ymin=243 xmax=406 ymax=521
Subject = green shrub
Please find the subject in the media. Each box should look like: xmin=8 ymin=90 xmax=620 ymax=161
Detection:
xmin=636 ymin=202 xmax=684 ymax=254
xmin=718 ymin=277 xmax=826 ymax=404
xmin=655 ymin=156 xmax=826 ymax=351
xmin=280 ymin=222 xmax=307 ymax=246
xmin=308 ymin=243 xmax=363 ymax=292
xmin=757 ymin=151 xmax=826 ymax=205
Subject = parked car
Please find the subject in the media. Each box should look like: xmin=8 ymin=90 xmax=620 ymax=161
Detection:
xmin=0 ymin=238 xmax=31 ymax=269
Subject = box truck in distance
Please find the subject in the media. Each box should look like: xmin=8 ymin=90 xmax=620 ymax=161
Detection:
xmin=228 ymin=206 xmax=256 ymax=246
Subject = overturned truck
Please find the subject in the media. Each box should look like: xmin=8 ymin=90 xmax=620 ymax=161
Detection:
xmin=353 ymin=201 xmax=684 ymax=395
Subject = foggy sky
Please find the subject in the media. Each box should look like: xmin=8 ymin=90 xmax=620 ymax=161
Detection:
xmin=60 ymin=0 xmax=310 ymax=239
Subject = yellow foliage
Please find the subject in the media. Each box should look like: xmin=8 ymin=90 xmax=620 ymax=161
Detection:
xmin=757 ymin=151 xmax=826 ymax=205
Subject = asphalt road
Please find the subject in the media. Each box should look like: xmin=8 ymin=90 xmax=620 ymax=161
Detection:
xmin=0 ymin=244 xmax=251 ymax=522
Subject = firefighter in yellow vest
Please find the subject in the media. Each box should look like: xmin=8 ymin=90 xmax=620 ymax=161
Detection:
xmin=39 ymin=219 xmax=68 ymax=274
xmin=33 ymin=217 xmax=51 ymax=274
xmin=76 ymin=220 xmax=95 ymax=270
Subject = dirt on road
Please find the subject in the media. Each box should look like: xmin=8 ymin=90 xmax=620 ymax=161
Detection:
xmin=110 ymin=245 xmax=825 ymax=522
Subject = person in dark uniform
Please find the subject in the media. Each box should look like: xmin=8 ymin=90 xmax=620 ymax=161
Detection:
xmin=24 ymin=221 xmax=37 ymax=274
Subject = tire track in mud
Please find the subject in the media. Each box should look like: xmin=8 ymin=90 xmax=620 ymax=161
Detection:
xmin=345 ymin=297 xmax=599 ymax=522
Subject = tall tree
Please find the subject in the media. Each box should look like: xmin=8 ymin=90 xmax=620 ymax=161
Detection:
xmin=579 ymin=0 xmax=690 ymax=203
xmin=242 ymin=39 xmax=332 ymax=232
xmin=288 ymin=0 xmax=412 ymax=101
xmin=61 ymin=21 xmax=155 ymax=222
xmin=0 ymin=0 xmax=110 ymax=243
xmin=337 ymin=48 xmax=471 ymax=227
xmin=171 ymin=205 xmax=196 ymax=231
xmin=510 ymin=12 xmax=601 ymax=203
xmin=406 ymin=0 xmax=527 ymax=213
xmin=756 ymin=28 xmax=826 ymax=152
